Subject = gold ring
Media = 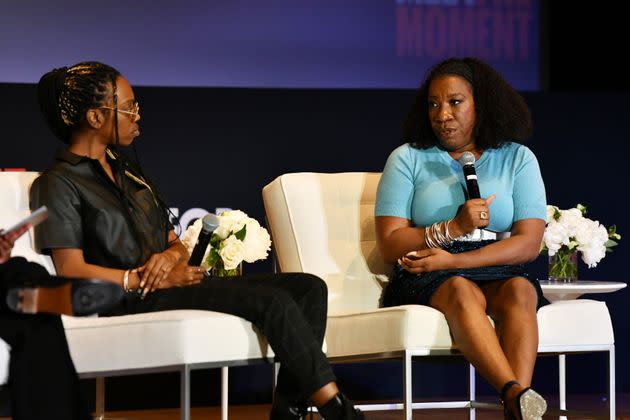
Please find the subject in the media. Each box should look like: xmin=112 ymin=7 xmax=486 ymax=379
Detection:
xmin=479 ymin=211 xmax=488 ymax=220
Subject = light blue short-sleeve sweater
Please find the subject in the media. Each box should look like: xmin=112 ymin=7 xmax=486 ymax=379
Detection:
xmin=375 ymin=142 xmax=547 ymax=232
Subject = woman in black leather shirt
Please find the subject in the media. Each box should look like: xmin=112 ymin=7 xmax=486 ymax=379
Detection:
xmin=30 ymin=61 xmax=363 ymax=420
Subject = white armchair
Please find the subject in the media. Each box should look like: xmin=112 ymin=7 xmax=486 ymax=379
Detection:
xmin=0 ymin=171 xmax=274 ymax=420
xmin=262 ymin=171 xmax=617 ymax=420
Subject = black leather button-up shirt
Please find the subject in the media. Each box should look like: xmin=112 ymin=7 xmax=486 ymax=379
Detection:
xmin=30 ymin=148 xmax=170 ymax=269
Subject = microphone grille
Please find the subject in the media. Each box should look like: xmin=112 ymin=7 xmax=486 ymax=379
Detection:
xmin=458 ymin=151 xmax=476 ymax=167
xmin=201 ymin=213 xmax=220 ymax=232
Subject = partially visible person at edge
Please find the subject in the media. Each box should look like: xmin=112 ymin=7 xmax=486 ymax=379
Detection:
xmin=30 ymin=61 xmax=363 ymax=420
xmin=1 ymin=224 xmax=122 ymax=420
xmin=375 ymin=57 xmax=547 ymax=420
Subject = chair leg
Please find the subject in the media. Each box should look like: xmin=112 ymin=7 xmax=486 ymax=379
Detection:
xmin=403 ymin=351 xmax=412 ymax=420
xmin=221 ymin=366 xmax=229 ymax=420
xmin=95 ymin=376 xmax=105 ymax=420
xmin=180 ymin=366 xmax=190 ymax=420
xmin=609 ymin=347 xmax=616 ymax=420
xmin=468 ymin=364 xmax=476 ymax=420
xmin=558 ymin=354 xmax=567 ymax=420
xmin=273 ymin=362 xmax=280 ymax=392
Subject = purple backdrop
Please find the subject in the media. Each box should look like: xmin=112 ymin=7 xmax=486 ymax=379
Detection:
xmin=0 ymin=0 xmax=540 ymax=89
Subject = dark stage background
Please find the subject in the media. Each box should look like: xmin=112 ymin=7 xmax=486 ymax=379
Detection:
xmin=0 ymin=0 xmax=628 ymax=413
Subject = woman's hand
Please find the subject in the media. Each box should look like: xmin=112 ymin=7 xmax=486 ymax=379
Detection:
xmin=154 ymin=263 xmax=205 ymax=290
xmin=0 ymin=224 xmax=30 ymax=264
xmin=398 ymin=248 xmax=458 ymax=274
xmin=0 ymin=234 xmax=13 ymax=264
xmin=137 ymin=250 xmax=181 ymax=293
xmin=451 ymin=194 xmax=496 ymax=236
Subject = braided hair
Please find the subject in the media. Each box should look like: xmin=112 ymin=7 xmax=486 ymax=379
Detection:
xmin=37 ymin=62 xmax=119 ymax=144
xmin=402 ymin=57 xmax=532 ymax=150
xmin=37 ymin=61 xmax=180 ymax=241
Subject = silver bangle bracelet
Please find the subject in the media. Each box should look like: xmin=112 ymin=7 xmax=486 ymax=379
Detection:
xmin=123 ymin=269 xmax=130 ymax=293
xmin=425 ymin=220 xmax=456 ymax=248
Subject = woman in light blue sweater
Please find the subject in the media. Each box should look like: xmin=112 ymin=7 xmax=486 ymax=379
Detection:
xmin=376 ymin=57 xmax=547 ymax=420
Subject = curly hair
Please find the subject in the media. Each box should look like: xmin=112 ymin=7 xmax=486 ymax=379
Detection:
xmin=402 ymin=57 xmax=532 ymax=150
xmin=37 ymin=61 xmax=121 ymax=144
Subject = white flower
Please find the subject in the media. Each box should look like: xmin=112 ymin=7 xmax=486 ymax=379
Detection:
xmin=242 ymin=218 xmax=272 ymax=263
xmin=573 ymin=218 xmax=595 ymax=246
xmin=574 ymin=219 xmax=605 ymax=249
xmin=219 ymin=234 xmax=245 ymax=270
xmin=558 ymin=208 xmax=583 ymax=235
xmin=575 ymin=221 xmax=608 ymax=267
xmin=580 ymin=244 xmax=606 ymax=268
xmin=546 ymin=205 xmax=559 ymax=223
xmin=542 ymin=221 xmax=569 ymax=256
xmin=214 ymin=210 xmax=249 ymax=240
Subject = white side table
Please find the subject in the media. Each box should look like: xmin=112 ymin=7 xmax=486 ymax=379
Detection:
xmin=539 ymin=280 xmax=627 ymax=302
xmin=538 ymin=280 xmax=626 ymax=420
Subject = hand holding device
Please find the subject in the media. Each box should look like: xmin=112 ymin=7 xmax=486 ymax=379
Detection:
xmin=1 ymin=206 xmax=48 ymax=264
xmin=2 ymin=206 xmax=48 ymax=236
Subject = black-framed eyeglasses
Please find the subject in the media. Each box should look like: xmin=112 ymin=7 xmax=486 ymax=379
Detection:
xmin=100 ymin=101 xmax=140 ymax=119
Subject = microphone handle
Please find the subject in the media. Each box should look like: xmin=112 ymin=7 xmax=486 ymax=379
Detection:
xmin=463 ymin=165 xmax=481 ymax=199
xmin=189 ymin=230 xmax=212 ymax=266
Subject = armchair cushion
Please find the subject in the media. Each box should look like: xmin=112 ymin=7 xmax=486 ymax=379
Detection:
xmin=63 ymin=310 xmax=273 ymax=374
xmin=323 ymin=299 xmax=614 ymax=359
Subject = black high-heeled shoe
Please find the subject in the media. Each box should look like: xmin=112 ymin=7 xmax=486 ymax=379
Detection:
xmin=500 ymin=380 xmax=519 ymax=420
xmin=269 ymin=404 xmax=308 ymax=420
xmin=269 ymin=391 xmax=309 ymax=420
xmin=500 ymin=380 xmax=547 ymax=420
xmin=318 ymin=393 xmax=364 ymax=420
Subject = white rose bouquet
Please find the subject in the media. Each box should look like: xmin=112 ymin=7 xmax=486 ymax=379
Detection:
xmin=541 ymin=204 xmax=620 ymax=279
xmin=181 ymin=210 xmax=272 ymax=276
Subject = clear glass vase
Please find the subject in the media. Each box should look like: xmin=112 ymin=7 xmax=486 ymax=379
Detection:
xmin=210 ymin=261 xmax=243 ymax=277
xmin=548 ymin=251 xmax=578 ymax=282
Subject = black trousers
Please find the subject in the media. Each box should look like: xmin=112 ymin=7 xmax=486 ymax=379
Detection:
xmin=109 ymin=272 xmax=336 ymax=403
xmin=0 ymin=257 xmax=91 ymax=420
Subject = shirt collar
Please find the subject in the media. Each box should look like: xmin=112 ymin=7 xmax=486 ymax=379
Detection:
xmin=55 ymin=147 xmax=117 ymax=166
xmin=55 ymin=148 xmax=91 ymax=166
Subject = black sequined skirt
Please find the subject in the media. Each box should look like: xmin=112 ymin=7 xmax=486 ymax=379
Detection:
xmin=380 ymin=240 xmax=545 ymax=309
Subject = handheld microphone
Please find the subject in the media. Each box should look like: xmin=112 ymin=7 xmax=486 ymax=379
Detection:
xmin=188 ymin=213 xmax=220 ymax=266
xmin=458 ymin=151 xmax=480 ymax=199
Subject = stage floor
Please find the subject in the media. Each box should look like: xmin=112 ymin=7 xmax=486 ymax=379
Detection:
xmin=28 ymin=393 xmax=627 ymax=420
